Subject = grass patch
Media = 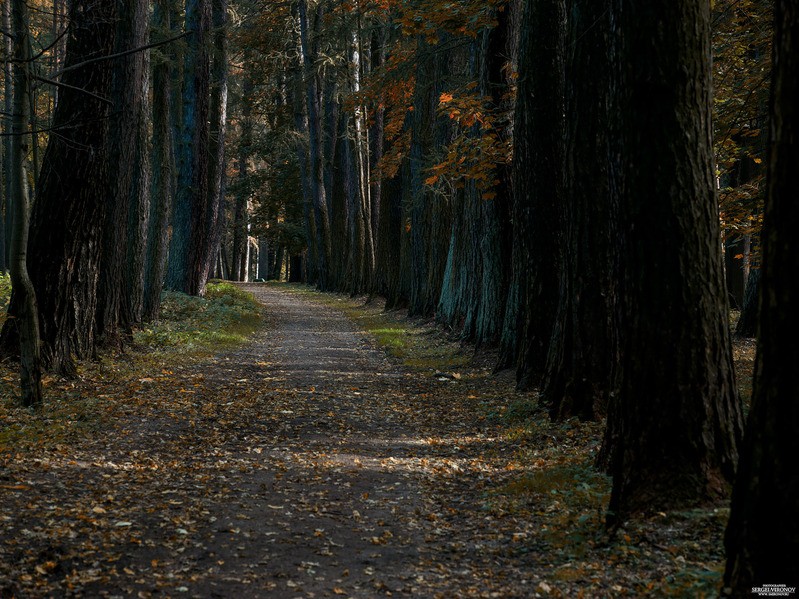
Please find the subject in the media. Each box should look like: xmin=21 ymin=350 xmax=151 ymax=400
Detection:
xmin=134 ymin=281 xmax=262 ymax=352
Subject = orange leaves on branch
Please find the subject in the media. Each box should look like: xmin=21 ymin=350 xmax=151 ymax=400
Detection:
xmin=421 ymin=87 xmax=512 ymax=198
xmin=394 ymin=0 xmax=506 ymax=40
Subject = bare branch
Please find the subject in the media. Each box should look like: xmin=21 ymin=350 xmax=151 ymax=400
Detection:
xmin=30 ymin=73 xmax=112 ymax=105
xmin=51 ymin=31 xmax=191 ymax=78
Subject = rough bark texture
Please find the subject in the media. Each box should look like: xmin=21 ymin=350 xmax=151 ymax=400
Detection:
xmin=438 ymin=11 xmax=514 ymax=347
xmin=513 ymin=0 xmax=567 ymax=390
xmin=165 ymin=0 xmax=212 ymax=296
xmin=476 ymin=3 xmax=516 ymax=347
xmin=723 ymin=2 xmax=799 ymax=591
xmin=298 ymin=0 xmax=333 ymax=290
xmin=203 ymin=0 xmax=228 ymax=288
xmin=290 ymin=4 xmax=317 ymax=285
xmin=407 ymin=39 xmax=451 ymax=318
xmin=542 ymin=0 xmax=620 ymax=422
xmin=607 ymin=0 xmax=743 ymax=521
xmin=98 ymin=0 xmax=151 ymax=341
xmin=368 ymin=25 xmax=386 ymax=294
xmin=6 ymin=0 xmax=116 ymax=375
xmin=8 ymin=0 xmax=42 ymax=407
xmin=143 ymin=0 xmax=177 ymax=321
xmin=3 ymin=1 xmax=13 ymax=271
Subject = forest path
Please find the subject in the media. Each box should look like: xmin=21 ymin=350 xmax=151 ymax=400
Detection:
xmin=2 ymin=284 xmax=535 ymax=598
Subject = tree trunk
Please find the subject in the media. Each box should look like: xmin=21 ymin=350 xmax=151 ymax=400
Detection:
xmin=203 ymin=0 xmax=228 ymax=288
xmin=513 ymin=0 xmax=567 ymax=390
xmin=408 ymin=38 xmax=451 ymax=318
xmin=606 ymin=0 xmax=743 ymax=522
xmin=98 ymin=0 xmax=151 ymax=343
xmin=3 ymin=0 xmax=116 ymax=375
xmin=298 ymin=0 xmax=332 ymax=290
xmin=475 ymin=3 xmax=516 ymax=347
xmin=232 ymin=73 xmax=252 ymax=282
xmin=3 ymin=1 xmax=13 ymax=272
xmin=368 ymin=25 xmax=386 ymax=292
xmin=734 ymin=267 xmax=760 ymax=338
xmin=291 ymin=2 xmax=317 ymax=285
xmin=542 ymin=0 xmax=620 ymax=422
xmin=9 ymin=0 xmax=42 ymax=407
xmin=143 ymin=0 xmax=177 ymax=321
xmin=723 ymin=2 xmax=799 ymax=591
xmin=165 ymin=0 xmax=212 ymax=296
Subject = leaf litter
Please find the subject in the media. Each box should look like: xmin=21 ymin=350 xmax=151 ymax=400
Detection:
xmin=0 ymin=284 xmax=741 ymax=598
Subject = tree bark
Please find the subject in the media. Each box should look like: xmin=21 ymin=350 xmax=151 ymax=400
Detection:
xmin=165 ymin=0 xmax=212 ymax=296
xmin=2 ymin=1 xmax=13 ymax=272
xmin=290 ymin=2 xmax=316 ymax=285
xmin=3 ymin=0 xmax=116 ymax=375
xmin=9 ymin=0 xmax=42 ymax=407
xmin=143 ymin=0 xmax=177 ymax=321
xmin=408 ymin=38 xmax=451 ymax=318
xmin=513 ymin=0 xmax=567 ymax=390
xmin=232 ymin=74 xmax=252 ymax=282
xmin=606 ymin=0 xmax=743 ymax=522
xmin=203 ymin=0 xmax=229 ymax=288
xmin=542 ymin=0 xmax=620 ymax=422
xmin=98 ymin=0 xmax=151 ymax=343
xmin=723 ymin=2 xmax=799 ymax=591
xmin=734 ymin=267 xmax=760 ymax=338
xmin=298 ymin=0 xmax=332 ymax=290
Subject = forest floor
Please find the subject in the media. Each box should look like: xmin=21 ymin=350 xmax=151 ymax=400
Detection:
xmin=0 ymin=283 xmax=754 ymax=598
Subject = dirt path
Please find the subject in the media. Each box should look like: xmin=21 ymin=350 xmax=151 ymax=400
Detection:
xmin=2 ymin=284 xmax=734 ymax=597
xmin=1 ymin=284 xmax=534 ymax=598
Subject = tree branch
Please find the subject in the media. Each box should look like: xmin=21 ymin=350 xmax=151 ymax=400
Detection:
xmin=30 ymin=73 xmax=112 ymax=105
xmin=50 ymin=31 xmax=191 ymax=78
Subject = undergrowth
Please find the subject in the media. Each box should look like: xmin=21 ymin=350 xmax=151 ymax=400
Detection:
xmin=135 ymin=281 xmax=262 ymax=351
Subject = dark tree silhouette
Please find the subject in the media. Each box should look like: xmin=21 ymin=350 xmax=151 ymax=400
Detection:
xmin=723 ymin=1 xmax=799 ymax=592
